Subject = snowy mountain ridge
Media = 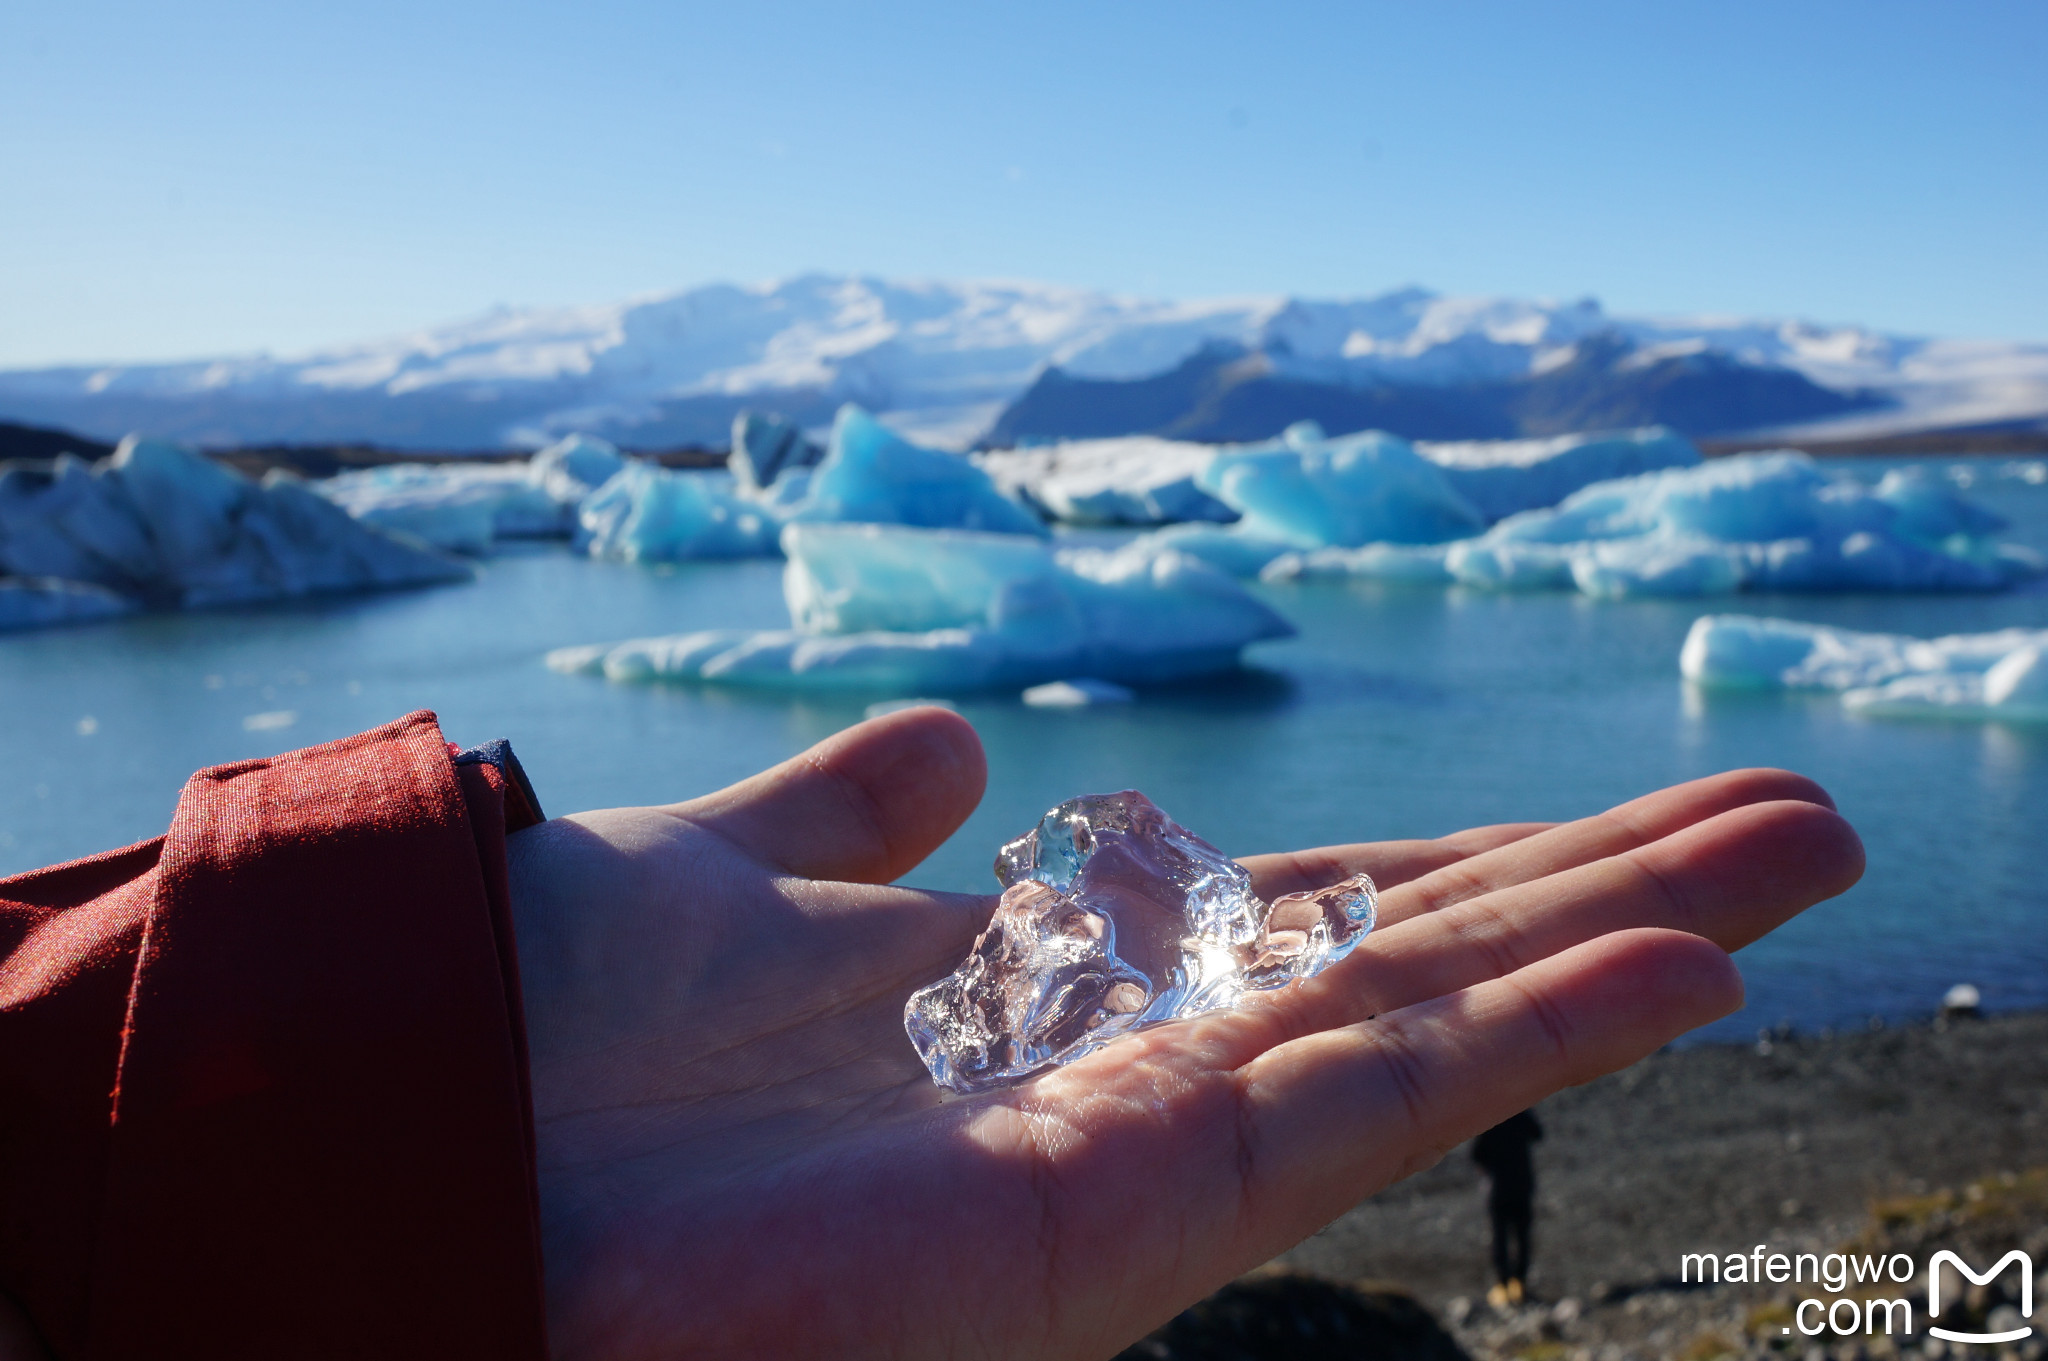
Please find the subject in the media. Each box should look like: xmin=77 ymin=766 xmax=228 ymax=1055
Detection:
xmin=2 ymin=274 xmax=2042 ymax=450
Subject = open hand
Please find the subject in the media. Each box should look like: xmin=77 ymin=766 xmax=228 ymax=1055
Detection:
xmin=507 ymin=706 xmax=1862 ymax=1360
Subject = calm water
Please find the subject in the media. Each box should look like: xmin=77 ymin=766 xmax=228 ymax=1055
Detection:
xmin=6 ymin=458 xmax=2046 ymax=1043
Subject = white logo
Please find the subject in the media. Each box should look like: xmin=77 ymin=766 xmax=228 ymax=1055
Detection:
xmin=1928 ymin=1249 xmax=2033 ymax=1345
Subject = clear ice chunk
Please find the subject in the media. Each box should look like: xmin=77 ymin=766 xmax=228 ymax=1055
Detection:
xmin=905 ymin=790 xmax=1376 ymax=1093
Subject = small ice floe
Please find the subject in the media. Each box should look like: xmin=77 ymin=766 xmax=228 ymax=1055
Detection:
xmin=1940 ymin=983 xmax=1982 ymax=1019
xmin=1021 ymin=678 xmax=1136 ymax=708
xmin=1681 ymin=615 xmax=2048 ymax=723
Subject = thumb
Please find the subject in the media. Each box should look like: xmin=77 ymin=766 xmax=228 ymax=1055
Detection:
xmin=675 ymin=705 xmax=987 ymax=884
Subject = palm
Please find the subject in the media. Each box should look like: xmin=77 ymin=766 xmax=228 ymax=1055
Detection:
xmin=507 ymin=708 xmax=1861 ymax=1361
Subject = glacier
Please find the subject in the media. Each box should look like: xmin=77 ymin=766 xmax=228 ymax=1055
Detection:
xmin=0 ymin=436 xmax=469 ymax=628
xmin=1681 ymin=615 xmax=2048 ymax=722
xmin=546 ymin=521 xmax=1293 ymax=692
xmin=1263 ymin=453 xmax=2039 ymax=597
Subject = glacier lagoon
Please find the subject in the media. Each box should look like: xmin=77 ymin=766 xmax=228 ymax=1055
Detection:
xmin=3 ymin=456 xmax=2044 ymax=1046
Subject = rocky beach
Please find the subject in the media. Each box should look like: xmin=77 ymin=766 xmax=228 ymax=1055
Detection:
xmin=1125 ymin=1008 xmax=2048 ymax=1360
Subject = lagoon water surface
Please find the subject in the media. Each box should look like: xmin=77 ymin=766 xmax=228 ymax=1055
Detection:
xmin=6 ymin=458 xmax=2046 ymax=1044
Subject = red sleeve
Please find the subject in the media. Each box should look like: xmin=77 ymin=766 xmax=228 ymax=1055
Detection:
xmin=0 ymin=711 xmax=548 ymax=1360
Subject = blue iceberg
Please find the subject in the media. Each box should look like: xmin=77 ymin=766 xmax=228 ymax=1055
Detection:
xmin=1129 ymin=423 xmax=1484 ymax=577
xmin=1417 ymin=427 xmax=1702 ymax=522
xmin=1202 ymin=423 xmax=1486 ymax=549
xmin=320 ymin=433 xmax=626 ymax=553
xmin=1681 ymin=614 xmax=2048 ymax=722
xmin=547 ymin=521 xmax=1294 ymax=692
xmin=789 ymin=406 xmax=1046 ymax=537
xmin=577 ymin=463 xmax=782 ymax=561
xmin=1264 ymin=453 xmax=2039 ymax=597
xmin=0 ymin=437 xmax=468 ymax=627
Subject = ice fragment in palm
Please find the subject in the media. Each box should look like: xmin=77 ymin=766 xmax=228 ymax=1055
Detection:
xmin=905 ymin=791 xmax=1375 ymax=1092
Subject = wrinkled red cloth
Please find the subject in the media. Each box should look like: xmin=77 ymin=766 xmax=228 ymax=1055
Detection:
xmin=0 ymin=712 xmax=548 ymax=1359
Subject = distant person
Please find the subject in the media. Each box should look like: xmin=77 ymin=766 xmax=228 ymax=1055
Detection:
xmin=1474 ymin=1108 xmax=1544 ymax=1306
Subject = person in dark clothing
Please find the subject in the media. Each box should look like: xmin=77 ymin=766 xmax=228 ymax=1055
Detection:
xmin=1473 ymin=1109 xmax=1544 ymax=1306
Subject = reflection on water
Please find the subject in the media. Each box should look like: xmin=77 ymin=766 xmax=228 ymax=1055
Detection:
xmin=3 ymin=460 xmax=2046 ymax=1044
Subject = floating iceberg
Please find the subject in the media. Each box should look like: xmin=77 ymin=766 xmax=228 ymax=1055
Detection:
xmin=1265 ymin=454 xmax=2038 ymax=597
xmin=561 ymin=406 xmax=1047 ymax=563
xmin=904 ymin=790 xmax=1376 ymax=1092
xmin=319 ymin=461 xmax=567 ymax=553
xmin=529 ymin=433 xmax=627 ymax=504
xmin=576 ymin=463 xmax=781 ymax=561
xmin=728 ymin=411 xmax=822 ymax=495
xmin=1680 ymin=614 xmax=2048 ymax=722
xmin=0 ymin=437 xmax=468 ymax=627
xmin=1125 ymin=423 xmax=1486 ymax=577
xmin=979 ymin=425 xmax=1699 ymax=532
xmin=547 ymin=521 xmax=1293 ymax=692
xmin=1417 ymin=427 xmax=1702 ymax=522
xmin=319 ymin=434 xmax=627 ymax=553
xmin=789 ymin=406 xmax=1046 ymax=537
xmin=977 ymin=438 xmax=1233 ymax=526
xmin=1202 ymin=423 xmax=1486 ymax=549
xmin=0 ymin=577 xmax=139 ymax=629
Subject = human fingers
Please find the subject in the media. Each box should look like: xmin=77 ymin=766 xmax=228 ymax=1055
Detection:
xmin=1241 ymin=822 xmax=1554 ymax=901
xmin=1230 ymin=928 xmax=1740 ymax=1265
xmin=1249 ymin=796 xmax=1860 ymax=1050
xmin=1373 ymin=768 xmax=1834 ymax=931
xmin=672 ymin=705 xmax=987 ymax=883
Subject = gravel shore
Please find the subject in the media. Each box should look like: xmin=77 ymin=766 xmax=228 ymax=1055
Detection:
xmin=1128 ymin=1008 xmax=2048 ymax=1359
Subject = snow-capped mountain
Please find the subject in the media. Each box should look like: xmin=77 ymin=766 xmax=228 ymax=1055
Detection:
xmin=2 ymin=274 xmax=2042 ymax=450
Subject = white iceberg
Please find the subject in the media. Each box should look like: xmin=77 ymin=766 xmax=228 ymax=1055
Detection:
xmin=547 ymin=521 xmax=1293 ymax=692
xmin=788 ymin=406 xmax=1047 ymax=538
xmin=576 ymin=463 xmax=782 ymax=561
xmin=1679 ymin=614 xmax=2048 ymax=722
xmin=976 ymin=438 xmax=1233 ymax=526
xmin=0 ymin=437 xmax=469 ymax=626
xmin=1417 ymin=427 xmax=1702 ymax=522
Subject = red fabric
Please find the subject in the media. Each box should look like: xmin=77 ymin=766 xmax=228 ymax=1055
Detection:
xmin=0 ymin=712 xmax=548 ymax=1359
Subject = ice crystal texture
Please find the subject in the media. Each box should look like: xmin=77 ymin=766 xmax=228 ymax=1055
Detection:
xmin=905 ymin=790 xmax=1376 ymax=1093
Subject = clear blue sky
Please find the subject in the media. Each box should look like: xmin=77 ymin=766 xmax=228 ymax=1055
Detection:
xmin=3 ymin=0 xmax=2043 ymax=367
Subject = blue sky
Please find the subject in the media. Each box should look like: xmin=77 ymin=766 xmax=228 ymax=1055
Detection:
xmin=2 ymin=0 xmax=2043 ymax=367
